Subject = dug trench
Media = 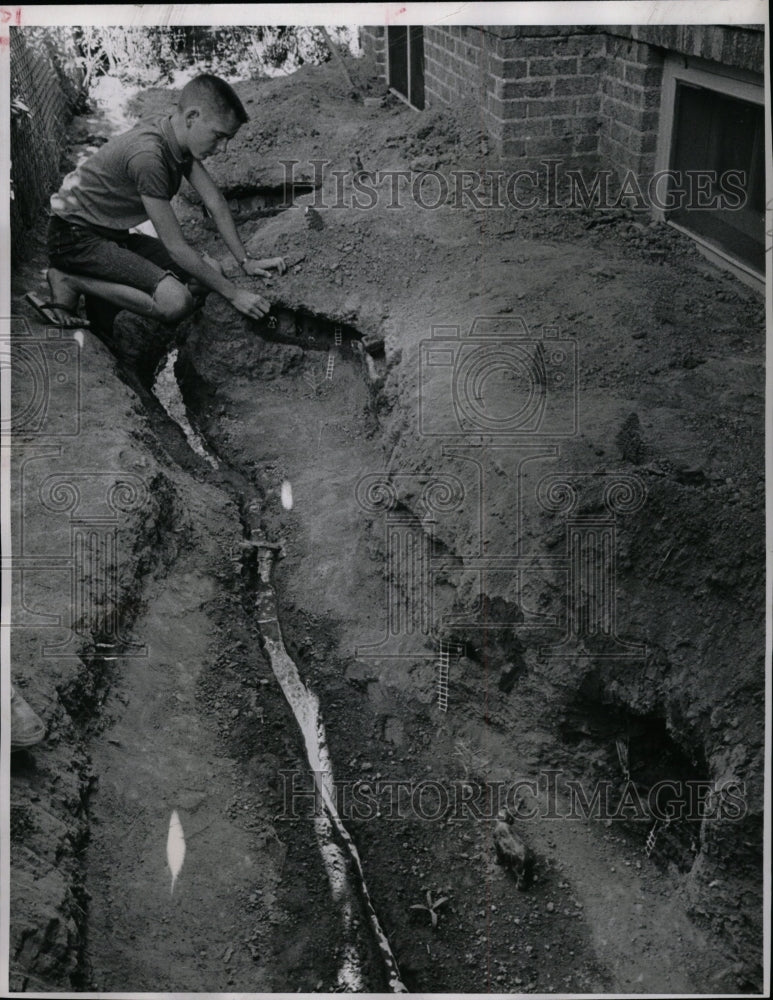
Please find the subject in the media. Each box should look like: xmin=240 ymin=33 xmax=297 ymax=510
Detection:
xmin=9 ymin=62 xmax=764 ymax=994
xmin=10 ymin=273 xmax=762 ymax=992
xmin=170 ymin=291 xmax=762 ymax=995
xmin=10 ymin=268 xmax=764 ymax=994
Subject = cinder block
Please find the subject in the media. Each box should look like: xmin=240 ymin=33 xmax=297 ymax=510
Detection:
xmin=507 ymin=36 xmax=569 ymax=57
xmin=554 ymin=75 xmax=600 ymax=96
xmin=486 ymin=54 xmax=528 ymax=79
xmin=605 ymin=100 xmax=644 ymax=129
xmin=500 ymin=135 xmax=527 ymax=157
xmin=565 ymin=33 xmax=607 ymax=55
xmin=550 ymin=116 xmax=574 ymax=136
xmin=573 ymin=113 xmax=603 ymax=133
xmin=423 ymin=31 xmax=444 ymax=51
xmin=526 ymin=97 xmax=576 ymax=117
xmin=489 ymin=94 xmax=528 ymax=119
xmin=523 ymin=117 xmax=555 ymax=137
xmin=625 ymin=39 xmax=657 ymax=63
xmin=510 ymin=76 xmax=554 ymax=99
xmin=576 ymin=94 xmax=602 ymax=114
xmin=504 ymin=78 xmax=554 ymax=100
xmin=577 ymin=56 xmax=606 ymax=75
xmin=455 ymin=38 xmax=483 ymax=65
xmin=573 ymin=134 xmax=599 ymax=153
xmin=605 ymin=117 xmax=632 ymax=145
xmin=461 ymin=25 xmax=484 ymax=47
xmin=524 ymin=135 xmax=575 ymax=157
xmin=527 ymin=56 xmax=578 ymax=76
xmin=623 ymin=62 xmax=664 ymax=87
xmin=628 ymin=129 xmax=659 ymax=154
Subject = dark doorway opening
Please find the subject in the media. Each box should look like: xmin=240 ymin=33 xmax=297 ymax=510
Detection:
xmin=387 ymin=26 xmax=425 ymax=110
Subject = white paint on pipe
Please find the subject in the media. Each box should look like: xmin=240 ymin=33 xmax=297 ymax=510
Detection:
xmin=256 ymin=565 xmax=407 ymax=993
xmin=167 ymin=809 xmax=186 ymax=895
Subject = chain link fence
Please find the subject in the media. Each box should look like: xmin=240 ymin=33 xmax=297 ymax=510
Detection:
xmin=10 ymin=28 xmax=85 ymax=262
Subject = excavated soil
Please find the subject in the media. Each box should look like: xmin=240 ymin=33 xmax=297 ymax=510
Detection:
xmin=9 ymin=53 xmax=765 ymax=995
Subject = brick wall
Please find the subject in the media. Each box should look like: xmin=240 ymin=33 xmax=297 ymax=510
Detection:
xmin=598 ymin=25 xmax=764 ymax=182
xmin=598 ymin=35 xmax=664 ymax=184
xmin=424 ymin=26 xmax=608 ymax=163
xmin=360 ymin=25 xmax=385 ymax=71
xmin=608 ymin=24 xmax=764 ymax=73
xmin=364 ymin=24 xmax=764 ymax=182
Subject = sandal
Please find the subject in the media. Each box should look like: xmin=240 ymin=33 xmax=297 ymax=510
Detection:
xmin=25 ymin=292 xmax=90 ymax=328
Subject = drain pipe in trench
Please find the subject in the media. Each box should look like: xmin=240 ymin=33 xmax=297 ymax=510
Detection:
xmin=247 ymin=532 xmax=408 ymax=993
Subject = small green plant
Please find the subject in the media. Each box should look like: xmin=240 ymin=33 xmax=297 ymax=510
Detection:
xmin=303 ymin=368 xmax=329 ymax=398
xmin=409 ymin=889 xmax=449 ymax=929
xmin=453 ymin=737 xmax=490 ymax=783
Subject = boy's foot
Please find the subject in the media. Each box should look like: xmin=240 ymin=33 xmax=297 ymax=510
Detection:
xmin=45 ymin=268 xmax=87 ymax=328
xmin=10 ymin=685 xmax=46 ymax=750
xmin=25 ymin=292 xmax=91 ymax=329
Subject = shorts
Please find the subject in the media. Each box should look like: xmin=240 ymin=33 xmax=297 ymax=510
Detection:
xmin=47 ymin=213 xmax=199 ymax=337
xmin=47 ymin=213 xmax=194 ymax=294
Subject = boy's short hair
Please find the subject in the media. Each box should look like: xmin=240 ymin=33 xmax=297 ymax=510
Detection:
xmin=179 ymin=74 xmax=248 ymax=125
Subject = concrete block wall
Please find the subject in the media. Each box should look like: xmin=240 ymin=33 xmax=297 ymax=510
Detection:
xmin=360 ymin=25 xmax=385 ymax=71
xmin=424 ymin=26 xmax=606 ymax=161
xmin=615 ymin=23 xmax=764 ymax=74
xmin=598 ymin=25 xmax=764 ymax=181
xmin=599 ymin=35 xmax=664 ymax=183
xmin=363 ymin=24 xmax=764 ymax=183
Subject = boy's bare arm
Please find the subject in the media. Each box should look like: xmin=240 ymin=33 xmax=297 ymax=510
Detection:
xmin=141 ymin=195 xmax=269 ymax=319
xmin=187 ymin=161 xmax=286 ymax=276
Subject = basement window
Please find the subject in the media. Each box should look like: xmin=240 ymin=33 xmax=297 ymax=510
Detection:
xmin=655 ymin=55 xmax=765 ymax=285
xmin=387 ymin=26 xmax=425 ymax=110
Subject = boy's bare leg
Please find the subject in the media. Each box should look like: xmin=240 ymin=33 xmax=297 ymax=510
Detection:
xmin=45 ymin=268 xmax=82 ymax=324
xmin=47 ymin=253 xmax=226 ymax=327
xmin=47 ymin=267 xmax=196 ymax=327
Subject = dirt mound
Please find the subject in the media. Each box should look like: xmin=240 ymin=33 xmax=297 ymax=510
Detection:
xmin=10 ymin=54 xmax=764 ymax=993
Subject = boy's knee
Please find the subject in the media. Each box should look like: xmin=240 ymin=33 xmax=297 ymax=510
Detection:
xmin=153 ymin=274 xmax=195 ymax=323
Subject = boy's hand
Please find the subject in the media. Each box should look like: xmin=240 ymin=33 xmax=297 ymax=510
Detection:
xmin=242 ymin=257 xmax=287 ymax=278
xmin=230 ymin=289 xmax=271 ymax=319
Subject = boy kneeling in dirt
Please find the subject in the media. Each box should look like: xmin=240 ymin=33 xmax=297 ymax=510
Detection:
xmin=28 ymin=73 xmax=285 ymax=338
